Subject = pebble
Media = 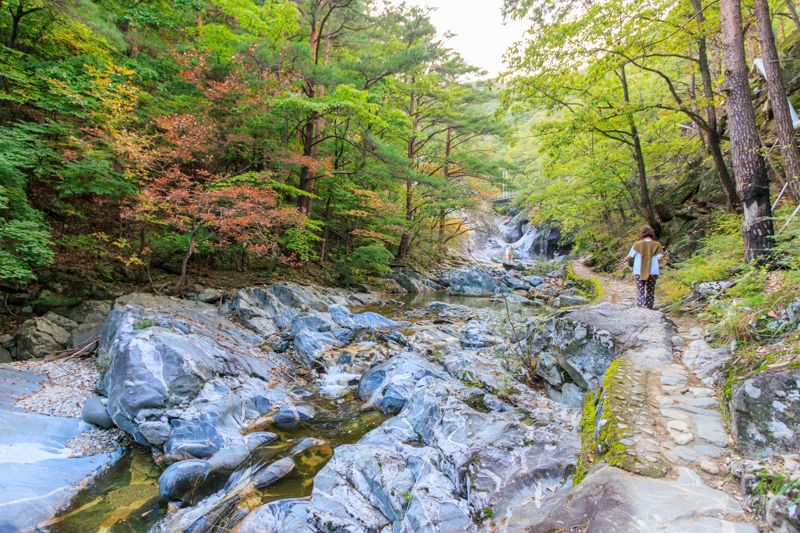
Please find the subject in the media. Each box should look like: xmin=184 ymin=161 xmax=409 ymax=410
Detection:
xmin=13 ymin=358 xmax=99 ymax=418
xmin=666 ymin=420 xmax=694 ymax=445
xmin=699 ymin=459 xmax=720 ymax=475
xmin=66 ymin=428 xmax=128 ymax=457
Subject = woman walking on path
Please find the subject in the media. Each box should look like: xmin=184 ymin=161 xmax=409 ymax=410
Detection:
xmin=624 ymin=227 xmax=664 ymax=309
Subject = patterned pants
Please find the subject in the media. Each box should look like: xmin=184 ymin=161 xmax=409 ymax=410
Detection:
xmin=635 ymin=275 xmax=657 ymax=309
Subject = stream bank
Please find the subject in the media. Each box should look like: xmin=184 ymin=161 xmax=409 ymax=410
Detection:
xmin=1 ymin=204 xmax=789 ymax=532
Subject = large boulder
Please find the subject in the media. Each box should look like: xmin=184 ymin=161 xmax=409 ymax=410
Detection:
xmin=391 ymin=266 xmax=442 ymax=294
xmin=291 ymin=305 xmax=401 ymax=368
xmin=730 ymin=367 xmax=800 ymax=457
xmin=511 ymin=465 xmax=755 ymax=533
xmin=283 ymin=349 xmax=578 ymax=533
xmin=97 ymin=293 xmax=295 ymax=458
xmin=13 ymin=315 xmax=72 ymax=359
xmin=229 ymin=282 xmax=377 ymax=337
xmin=535 ymin=304 xmax=673 ymax=392
xmin=441 ymin=268 xmax=499 ymax=296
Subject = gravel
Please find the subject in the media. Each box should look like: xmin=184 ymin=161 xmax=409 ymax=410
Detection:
xmin=8 ymin=357 xmax=130 ymax=457
xmin=13 ymin=357 xmax=99 ymax=418
xmin=66 ymin=427 xmax=128 ymax=457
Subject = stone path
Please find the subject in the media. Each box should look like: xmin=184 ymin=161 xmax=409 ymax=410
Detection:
xmin=563 ymin=261 xmax=759 ymax=532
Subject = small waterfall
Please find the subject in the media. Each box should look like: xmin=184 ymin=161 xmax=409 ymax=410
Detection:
xmin=463 ymin=204 xmax=569 ymax=263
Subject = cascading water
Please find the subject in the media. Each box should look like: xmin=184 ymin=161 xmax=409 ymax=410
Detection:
xmin=464 ymin=204 xmax=568 ymax=264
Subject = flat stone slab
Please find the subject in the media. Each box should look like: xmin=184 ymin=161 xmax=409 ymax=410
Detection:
xmin=514 ymin=465 xmax=756 ymax=533
xmin=0 ymin=364 xmax=120 ymax=533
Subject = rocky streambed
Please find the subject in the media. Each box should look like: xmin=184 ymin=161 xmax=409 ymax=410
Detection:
xmin=1 ymin=262 xmax=794 ymax=532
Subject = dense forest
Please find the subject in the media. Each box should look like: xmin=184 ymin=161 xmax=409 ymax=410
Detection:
xmin=0 ymin=0 xmax=507 ymax=298
xmin=2 ymin=0 xmax=800 ymax=329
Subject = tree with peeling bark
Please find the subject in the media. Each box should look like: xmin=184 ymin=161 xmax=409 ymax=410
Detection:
xmin=720 ymin=0 xmax=774 ymax=262
xmin=753 ymin=0 xmax=800 ymax=203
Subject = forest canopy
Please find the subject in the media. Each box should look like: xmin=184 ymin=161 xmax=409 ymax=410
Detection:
xmin=0 ymin=0 xmax=507 ymax=287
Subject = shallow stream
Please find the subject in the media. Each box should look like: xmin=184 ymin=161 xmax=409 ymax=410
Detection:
xmin=48 ymin=403 xmax=386 ymax=532
xmin=47 ymin=293 xmax=512 ymax=532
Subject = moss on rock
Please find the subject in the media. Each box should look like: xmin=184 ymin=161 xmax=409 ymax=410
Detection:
xmin=574 ymin=358 xmax=670 ymax=484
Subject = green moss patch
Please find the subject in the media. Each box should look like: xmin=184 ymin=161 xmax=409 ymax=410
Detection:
xmin=574 ymin=358 xmax=669 ymax=485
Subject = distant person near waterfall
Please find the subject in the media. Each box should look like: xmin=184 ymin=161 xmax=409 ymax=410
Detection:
xmin=623 ymin=227 xmax=664 ymax=309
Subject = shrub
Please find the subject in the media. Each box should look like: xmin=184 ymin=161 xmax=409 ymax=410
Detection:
xmin=351 ymin=243 xmax=394 ymax=277
xmin=280 ymin=220 xmax=323 ymax=262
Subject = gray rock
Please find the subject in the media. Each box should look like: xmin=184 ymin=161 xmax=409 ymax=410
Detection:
xmin=43 ymin=311 xmax=78 ymax=331
xmin=693 ymin=281 xmax=734 ymax=299
xmin=459 ymin=320 xmax=499 ymax=349
xmin=441 ymin=268 xmax=499 ymax=296
xmin=229 ymin=282 xmax=377 ymax=337
xmin=503 ymin=273 xmax=530 ymax=291
xmin=14 ymin=316 xmax=72 ymax=359
xmin=532 ymin=304 xmax=673 ymax=391
xmin=535 ymin=352 xmax=564 ymax=387
xmin=358 ymin=352 xmax=446 ymax=414
xmin=152 ymin=443 xmax=317 ymax=532
xmin=158 ymin=459 xmax=213 ymax=505
xmin=391 ymin=266 xmax=442 ymax=293
xmin=553 ymin=294 xmax=590 ymax=307
xmin=157 ymin=440 xmax=272 ymax=507
xmin=307 ymin=367 xmax=576 ymax=533
xmin=0 ymin=334 xmax=13 ymax=348
xmin=730 ymin=367 xmax=800 ymax=457
xmin=786 ymin=297 xmax=800 ymax=327
xmin=0 ymin=345 xmax=11 ymax=363
xmin=0 ymin=367 xmax=119 ymax=533
xmin=328 ymin=304 xmax=400 ymax=332
xmin=766 ymin=494 xmax=800 ymax=533
xmin=67 ymin=300 xmax=112 ymax=324
xmin=237 ymin=499 xmax=313 ymax=533
xmin=560 ymin=382 xmax=583 ymax=408
xmin=99 ymin=293 xmax=291 ymax=458
xmin=405 ymin=301 xmax=474 ymax=321
xmin=197 ymin=288 xmax=224 ymax=303
xmin=81 ymin=395 xmax=114 ymax=429
xmin=509 ymin=465 xmax=755 ymax=533
xmin=682 ymin=340 xmax=732 ymax=387
xmin=273 ymin=404 xmax=315 ymax=429
xmin=70 ymin=321 xmax=104 ymax=347
xmin=528 ymin=275 xmax=545 ymax=287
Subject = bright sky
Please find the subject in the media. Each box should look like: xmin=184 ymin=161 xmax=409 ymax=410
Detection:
xmin=396 ymin=0 xmax=529 ymax=78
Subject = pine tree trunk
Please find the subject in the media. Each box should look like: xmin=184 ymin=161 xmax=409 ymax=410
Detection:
xmin=297 ymin=24 xmax=331 ymax=215
xmin=298 ymin=115 xmax=318 ymax=214
xmin=397 ymin=179 xmax=414 ymax=259
xmin=754 ymin=0 xmax=800 ymax=203
xmin=691 ymin=0 xmax=741 ymax=209
xmin=397 ymin=92 xmax=418 ymax=260
xmin=439 ymin=127 xmax=452 ymax=241
xmin=720 ymin=0 xmax=775 ymax=262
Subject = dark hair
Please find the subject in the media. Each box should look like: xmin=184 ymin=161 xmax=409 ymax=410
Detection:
xmin=640 ymin=226 xmax=656 ymax=239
